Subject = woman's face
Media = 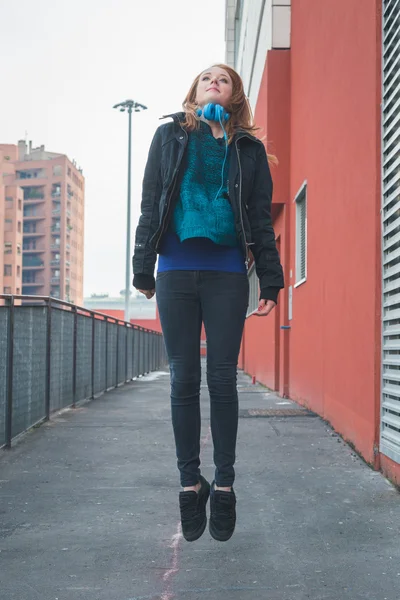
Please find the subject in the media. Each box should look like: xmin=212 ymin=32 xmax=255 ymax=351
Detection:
xmin=195 ymin=67 xmax=233 ymax=108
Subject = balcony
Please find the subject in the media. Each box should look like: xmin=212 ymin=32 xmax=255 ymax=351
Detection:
xmin=52 ymin=209 xmax=61 ymax=216
xmin=23 ymin=264 xmax=45 ymax=271
xmin=66 ymin=260 xmax=70 ymax=267
xmin=23 ymin=214 xmax=45 ymax=221
xmin=23 ymin=256 xmax=45 ymax=268
xmin=51 ymin=190 xmax=61 ymax=198
xmin=51 ymin=276 xmax=60 ymax=284
xmin=66 ymin=244 xmax=71 ymax=250
xmin=23 ymin=231 xmax=45 ymax=237
xmin=24 ymin=197 xmax=46 ymax=205
xmin=24 ymin=192 xmax=45 ymax=199
xmin=51 ymin=244 xmax=61 ymax=251
xmin=23 ymin=186 xmax=46 ymax=200
xmin=50 ymin=259 xmax=60 ymax=266
xmin=66 ymin=209 xmax=71 ymax=218
xmin=23 ymin=248 xmax=45 ymax=254
xmin=17 ymin=169 xmax=46 ymax=180
xmin=22 ymin=280 xmax=45 ymax=287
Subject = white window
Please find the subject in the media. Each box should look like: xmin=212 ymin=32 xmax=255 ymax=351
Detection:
xmin=295 ymin=182 xmax=307 ymax=286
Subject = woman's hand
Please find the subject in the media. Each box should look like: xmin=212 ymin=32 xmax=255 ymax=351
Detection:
xmin=138 ymin=289 xmax=155 ymax=300
xmin=255 ymin=299 xmax=276 ymax=317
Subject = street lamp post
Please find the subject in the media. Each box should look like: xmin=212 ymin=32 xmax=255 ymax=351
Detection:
xmin=113 ymin=99 xmax=147 ymax=322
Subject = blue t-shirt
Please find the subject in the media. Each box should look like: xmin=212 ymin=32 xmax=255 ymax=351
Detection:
xmin=158 ymin=122 xmax=246 ymax=274
xmin=158 ymin=231 xmax=246 ymax=274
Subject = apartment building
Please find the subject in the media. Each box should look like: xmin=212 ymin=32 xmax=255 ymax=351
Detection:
xmin=0 ymin=146 xmax=23 ymax=296
xmin=0 ymin=141 xmax=85 ymax=305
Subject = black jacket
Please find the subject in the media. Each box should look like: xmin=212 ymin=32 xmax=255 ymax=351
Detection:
xmin=132 ymin=112 xmax=284 ymax=304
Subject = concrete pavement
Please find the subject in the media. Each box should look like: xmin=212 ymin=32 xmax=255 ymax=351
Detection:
xmin=1 ymin=367 xmax=400 ymax=600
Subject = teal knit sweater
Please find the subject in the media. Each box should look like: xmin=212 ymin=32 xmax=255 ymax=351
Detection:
xmin=172 ymin=121 xmax=237 ymax=247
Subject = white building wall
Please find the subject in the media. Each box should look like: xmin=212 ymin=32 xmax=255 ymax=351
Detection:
xmin=225 ymin=0 xmax=236 ymax=68
xmin=225 ymin=0 xmax=291 ymax=108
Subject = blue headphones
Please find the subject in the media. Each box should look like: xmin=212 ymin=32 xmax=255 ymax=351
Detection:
xmin=196 ymin=103 xmax=230 ymax=124
xmin=196 ymin=103 xmax=230 ymax=202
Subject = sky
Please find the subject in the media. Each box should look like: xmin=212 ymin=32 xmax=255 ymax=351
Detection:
xmin=0 ymin=0 xmax=226 ymax=297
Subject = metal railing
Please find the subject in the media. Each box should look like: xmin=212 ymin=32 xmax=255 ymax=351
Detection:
xmin=0 ymin=294 xmax=167 ymax=449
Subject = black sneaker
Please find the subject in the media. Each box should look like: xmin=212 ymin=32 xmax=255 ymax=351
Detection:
xmin=209 ymin=481 xmax=236 ymax=542
xmin=179 ymin=475 xmax=210 ymax=542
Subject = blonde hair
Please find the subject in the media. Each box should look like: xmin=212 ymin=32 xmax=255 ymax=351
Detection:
xmin=181 ymin=63 xmax=277 ymax=164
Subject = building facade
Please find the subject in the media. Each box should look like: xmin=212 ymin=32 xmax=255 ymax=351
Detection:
xmin=226 ymin=0 xmax=400 ymax=485
xmin=83 ymin=293 xmax=161 ymax=331
xmin=0 ymin=147 xmax=23 ymax=296
xmin=0 ymin=141 xmax=85 ymax=305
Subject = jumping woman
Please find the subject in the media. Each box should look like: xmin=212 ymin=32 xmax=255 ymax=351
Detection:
xmin=132 ymin=64 xmax=284 ymax=542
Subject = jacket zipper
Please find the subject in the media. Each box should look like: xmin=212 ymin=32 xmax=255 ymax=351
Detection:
xmin=235 ymin=138 xmax=249 ymax=269
xmin=153 ymin=124 xmax=259 ymax=260
xmin=154 ymin=124 xmax=188 ymax=251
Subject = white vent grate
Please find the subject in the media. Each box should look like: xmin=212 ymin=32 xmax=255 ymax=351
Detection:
xmin=247 ymin=263 xmax=259 ymax=317
xmin=381 ymin=0 xmax=400 ymax=464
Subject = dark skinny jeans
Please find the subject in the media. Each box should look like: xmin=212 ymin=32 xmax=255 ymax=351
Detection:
xmin=156 ymin=270 xmax=249 ymax=487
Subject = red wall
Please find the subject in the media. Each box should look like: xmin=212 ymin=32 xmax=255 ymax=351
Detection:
xmin=91 ymin=307 xmax=162 ymax=333
xmin=288 ymin=0 xmax=382 ymax=466
xmin=242 ymin=208 xmax=285 ymax=389
xmin=242 ymin=1 xmax=400 ymax=484
xmin=241 ymin=49 xmax=291 ymax=392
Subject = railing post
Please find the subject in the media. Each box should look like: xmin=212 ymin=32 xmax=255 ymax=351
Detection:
xmin=45 ymin=297 xmax=52 ymax=421
xmin=125 ymin=323 xmax=128 ymax=382
xmin=72 ymin=305 xmax=78 ymax=408
xmin=148 ymin=331 xmax=151 ymax=373
xmin=105 ymin=320 xmax=108 ymax=391
xmin=116 ymin=323 xmax=119 ymax=388
xmin=140 ymin=329 xmax=143 ymax=375
xmin=91 ymin=313 xmax=95 ymax=399
xmin=132 ymin=327 xmax=135 ymax=379
xmin=145 ymin=331 xmax=147 ymax=373
xmin=143 ymin=329 xmax=146 ymax=375
xmin=5 ymin=295 xmax=15 ymax=448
